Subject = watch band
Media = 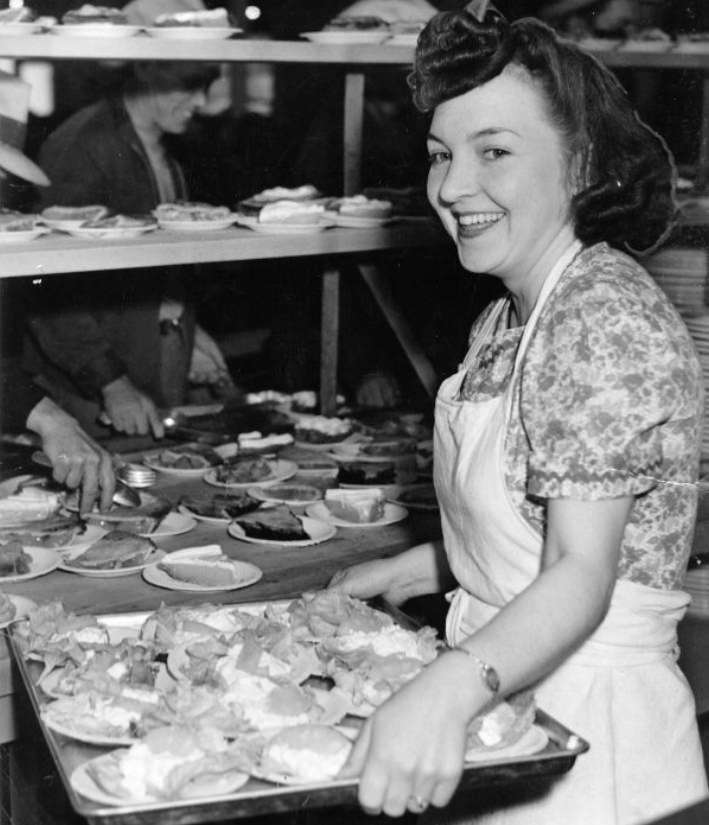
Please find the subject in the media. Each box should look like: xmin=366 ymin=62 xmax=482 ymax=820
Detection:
xmin=447 ymin=646 xmax=501 ymax=696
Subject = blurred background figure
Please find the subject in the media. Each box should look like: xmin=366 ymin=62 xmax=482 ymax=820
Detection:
xmin=0 ymin=69 xmax=115 ymax=511
xmin=24 ymin=59 xmax=239 ymax=439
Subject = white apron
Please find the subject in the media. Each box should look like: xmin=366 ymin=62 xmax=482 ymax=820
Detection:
xmin=431 ymin=244 xmax=708 ymax=825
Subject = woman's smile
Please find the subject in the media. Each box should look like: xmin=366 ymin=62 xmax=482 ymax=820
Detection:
xmin=454 ymin=210 xmax=505 ymax=235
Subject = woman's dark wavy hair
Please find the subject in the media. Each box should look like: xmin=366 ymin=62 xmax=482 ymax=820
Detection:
xmin=408 ymin=6 xmax=677 ymax=254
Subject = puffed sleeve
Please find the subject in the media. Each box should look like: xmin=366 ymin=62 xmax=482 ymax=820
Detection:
xmin=520 ymin=273 xmax=701 ymax=500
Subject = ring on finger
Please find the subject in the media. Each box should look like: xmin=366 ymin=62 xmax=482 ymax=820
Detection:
xmin=408 ymin=795 xmax=429 ymax=813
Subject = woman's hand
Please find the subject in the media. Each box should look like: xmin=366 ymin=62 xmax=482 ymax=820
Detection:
xmin=101 ymin=376 xmax=164 ymax=438
xmin=26 ymin=397 xmax=116 ymax=514
xmin=329 ymin=540 xmax=449 ymax=607
xmin=189 ymin=325 xmax=232 ymax=386
xmin=341 ymin=653 xmax=482 ymax=816
xmin=328 ymin=558 xmax=408 ymax=605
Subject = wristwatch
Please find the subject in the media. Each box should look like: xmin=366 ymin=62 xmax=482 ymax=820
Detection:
xmin=448 ymin=646 xmax=500 ymax=696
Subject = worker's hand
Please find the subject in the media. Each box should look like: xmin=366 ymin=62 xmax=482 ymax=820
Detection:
xmin=101 ymin=376 xmax=164 ymax=438
xmin=189 ymin=325 xmax=234 ymax=387
xmin=26 ymin=397 xmax=116 ymax=514
xmin=328 ymin=558 xmax=409 ymax=606
xmin=355 ymin=371 xmax=402 ymax=409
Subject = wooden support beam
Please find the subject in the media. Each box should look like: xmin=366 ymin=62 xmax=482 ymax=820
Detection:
xmin=358 ymin=264 xmax=438 ymax=399
xmin=320 ymin=268 xmax=341 ymax=415
xmin=343 ymin=72 xmax=365 ymax=196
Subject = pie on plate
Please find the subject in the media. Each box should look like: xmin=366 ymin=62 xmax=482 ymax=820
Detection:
xmin=228 ymin=507 xmax=336 ymax=546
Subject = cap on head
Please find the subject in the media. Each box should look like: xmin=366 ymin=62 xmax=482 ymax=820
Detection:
xmin=0 ymin=71 xmax=49 ymax=187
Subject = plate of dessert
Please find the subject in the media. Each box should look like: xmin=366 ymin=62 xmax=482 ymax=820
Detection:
xmin=41 ymin=693 xmax=149 ymax=747
xmin=203 ymin=458 xmax=298 ymax=490
xmin=227 ymin=505 xmax=336 ymax=547
xmin=59 ymin=531 xmax=164 ymax=577
xmin=307 ymin=489 xmax=407 ymax=528
xmin=235 ymin=213 xmax=334 ymax=235
xmin=58 ymin=22 xmax=143 ymax=36
xmin=178 ymin=492 xmax=264 ymax=525
xmin=324 ymin=194 xmax=393 ymax=228
xmin=294 ymin=457 xmax=340 ymax=480
xmin=252 ymin=724 xmax=353 ymax=786
xmin=142 ymin=445 xmax=224 ymax=478
xmin=0 ymin=544 xmax=59 ymax=583
xmin=0 ymin=211 xmax=49 ymax=243
xmin=143 ymin=545 xmax=263 ymax=592
xmin=154 ymin=201 xmax=239 ymax=231
xmin=293 ymin=415 xmax=355 ymax=449
xmin=147 ymin=7 xmax=240 ymax=39
xmin=66 ymin=214 xmax=157 ymax=239
xmin=39 ymin=204 xmax=108 ymax=231
xmin=69 ymin=727 xmax=251 ymax=806
xmin=247 ymin=484 xmax=323 ymax=507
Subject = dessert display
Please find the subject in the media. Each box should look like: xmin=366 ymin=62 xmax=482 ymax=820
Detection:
xmin=237 ymin=186 xmax=327 ymax=227
xmin=154 ymin=8 xmax=231 ymax=28
xmin=61 ymin=5 xmax=127 ymax=25
xmin=294 ymin=415 xmax=354 ymax=444
xmin=336 ymin=460 xmax=397 ymax=486
xmin=0 ymin=210 xmax=39 ymax=233
xmin=40 ymin=205 xmax=108 ymax=225
xmin=326 ymin=194 xmax=393 ymax=220
xmin=179 ymin=492 xmax=263 ymax=521
xmin=146 ymin=444 xmax=223 ymax=471
xmin=213 ymin=457 xmax=275 ymax=485
xmin=231 ymin=505 xmax=309 ymax=542
xmin=62 ymin=531 xmax=157 ymax=571
xmin=14 ymin=592 xmax=548 ymax=805
xmin=153 ymin=201 xmax=234 ymax=223
xmin=324 ymin=488 xmax=385 ymax=523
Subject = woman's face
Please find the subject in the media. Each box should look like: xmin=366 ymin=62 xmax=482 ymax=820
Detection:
xmin=427 ymin=66 xmax=577 ymax=290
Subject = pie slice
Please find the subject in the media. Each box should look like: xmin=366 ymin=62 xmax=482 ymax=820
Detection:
xmin=234 ymin=505 xmax=308 ymax=541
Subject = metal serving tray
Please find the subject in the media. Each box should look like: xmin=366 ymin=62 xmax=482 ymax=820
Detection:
xmin=9 ymin=603 xmax=589 ymax=825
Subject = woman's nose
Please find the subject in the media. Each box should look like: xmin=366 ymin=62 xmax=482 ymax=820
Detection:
xmin=437 ymin=159 xmax=480 ymax=205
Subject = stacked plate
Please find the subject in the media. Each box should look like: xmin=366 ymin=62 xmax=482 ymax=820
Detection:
xmin=684 ymin=566 xmax=709 ymax=617
xmin=683 ymin=314 xmax=709 ymax=459
xmin=645 ymin=247 xmax=708 ymax=316
xmin=117 ymin=463 xmax=156 ymax=489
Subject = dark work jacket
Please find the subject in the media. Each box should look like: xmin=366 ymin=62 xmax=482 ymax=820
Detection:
xmin=25 ymin=96 xmax=196 ymax=431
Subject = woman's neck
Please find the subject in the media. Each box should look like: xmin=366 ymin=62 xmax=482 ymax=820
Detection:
xmin=507 ymin=230 xmax=580 ymax=325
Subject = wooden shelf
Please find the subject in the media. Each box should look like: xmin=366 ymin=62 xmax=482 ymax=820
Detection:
xmin=0 ymin=222 xmax=443 ymax=278
xmin=0 ymin=34 xmax=708 ymax=68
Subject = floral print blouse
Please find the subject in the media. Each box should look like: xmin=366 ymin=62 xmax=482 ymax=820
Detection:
xmin=459 ymin=243 xmax=702 ymax=590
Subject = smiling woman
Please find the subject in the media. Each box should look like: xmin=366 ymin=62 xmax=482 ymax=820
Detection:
xmin=325 ymin=4 xmax=707 ymax=824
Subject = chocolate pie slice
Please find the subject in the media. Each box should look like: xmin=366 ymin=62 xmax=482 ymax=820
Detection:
xmin=233 ymin=505 xmax=308 ymax=541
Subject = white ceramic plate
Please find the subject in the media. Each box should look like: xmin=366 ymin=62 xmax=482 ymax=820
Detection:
xmin=0 ymin=22 xmax=45 ymax=35
xmin=0 ymin=547 xmax=59 ymax=583
xmin=227 ymin=516 xmax=336 ymax=547
xmin=235 ymin=215 xmax=335 ymax=235
xmin=250 ymin=765 xmax=347 ymax=787
xmin=300 ymin=30 xmax=390 ymax=45
xmin=70 ymin=751 xmax=249 ymax=807
xmin=144 ymin=512 xmax=196 ymax=539
xmin=42 ymin=711 xmax=140 ymax=748
xmin=157 ymin=215 xmax=239 ymax=232
xmin=65 ymin=224 xmax=157 ymax=240
xmin=50 ymin=523 xmax=107 ymax=552
xmin=464 ymin=725 xmax=549 ymax=764
xmin=386 ymin=33 xmax=419 ymax=46
xmin=0 ymin=595 xmax=37 ymax=629
xmin=142 ymin=558 xmax=263 ymax=592
xmin=247 ymin=484 xmax=322 ymax=507
xmin=145 ymin=25 xmax=241 ymax=40
xmin=203 ymin=460 xmax=298 ymax=490
xmin=177 ymin=500 xmax=268 ymax=526
xmin=305 ymin=501 xmax=407 ymax=528
xmin=59 ymin=546 xmax=165 ymax=578
xmin=387 ymin=484 xmax=439 ymax=511
xmin=57 ymin=24 xmax=143 ymax=37
xmin=323 ymin=211 xmax=392 ymax=229
xmin=0 ymin=227 xmax=49 ymax=243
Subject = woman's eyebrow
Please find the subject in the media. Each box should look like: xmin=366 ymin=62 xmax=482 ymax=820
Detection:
xmin=427 ymin=126 xmax=521 ymax=144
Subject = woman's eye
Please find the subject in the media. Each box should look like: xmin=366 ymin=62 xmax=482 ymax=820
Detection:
xmin=483 ymin=148 xmax=509 ymax=160
xmin=428 ymin=150 xmax=450 ymax=166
